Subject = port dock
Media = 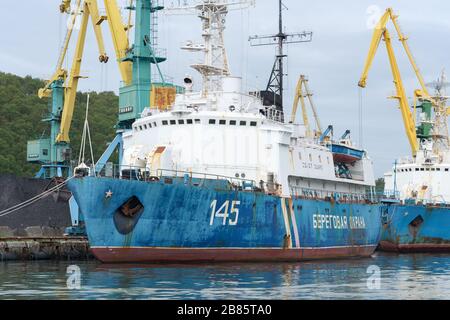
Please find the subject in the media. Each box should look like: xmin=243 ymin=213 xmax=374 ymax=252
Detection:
xmin=0 ymin=229 xmax=90 ymax=261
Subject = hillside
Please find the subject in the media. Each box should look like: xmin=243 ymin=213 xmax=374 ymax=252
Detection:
xmin=0 ymin=72 xmax=118 ymax=177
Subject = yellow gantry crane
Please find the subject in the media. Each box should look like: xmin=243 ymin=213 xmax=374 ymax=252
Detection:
xmin=39 ymin=0 xmax=134 ymax=145
xmin=102 ymin=0 xmax=133 ymax=86
xmin=32 ymin=0 xmax=136 ymax=179
xmin=39 ymin=0 xmax=110 ymax=143
xmin=58 ymin=0 xmax=111 ymax=143
xmin=291 ymin=75 xmax=322 ymax=138
xmin=358 ymin=7 xmax=433 ymax=157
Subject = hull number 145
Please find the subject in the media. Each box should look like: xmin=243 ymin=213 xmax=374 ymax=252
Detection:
xmin=209 ymin=200 xmax=240 ymax=226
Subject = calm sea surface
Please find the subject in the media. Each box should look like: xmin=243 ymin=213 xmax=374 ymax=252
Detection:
xmin=1 ymin=252 xmax=450 ymax=300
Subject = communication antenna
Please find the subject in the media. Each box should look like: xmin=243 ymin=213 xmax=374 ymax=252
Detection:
xmin=426 ymin=69 xmax=450 ymax=97
xmin=164 ymin=0 xmax=255 ymax=95
xmin=249 ymin=0 xmax=312 ymax=115
xmin=425 ymin=70 xmax=450 ymax=152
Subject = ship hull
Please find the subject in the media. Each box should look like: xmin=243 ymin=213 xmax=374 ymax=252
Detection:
xmin=91 ymin=246 xmax=377 ymax=263
xmin=379 ymin=204 xmax=450 ymax=253
xmin=68 ymin=177 xmax=382 ymax=263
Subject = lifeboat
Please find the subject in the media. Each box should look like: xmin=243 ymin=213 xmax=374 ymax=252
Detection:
xmin=331 ymin=142 xmax=364 ymax=163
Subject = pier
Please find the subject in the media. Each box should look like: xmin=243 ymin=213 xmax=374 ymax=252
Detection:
xmin=0 ymin=227 xmax=90 ymax=261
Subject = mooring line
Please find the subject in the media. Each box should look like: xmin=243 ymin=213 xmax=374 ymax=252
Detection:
xmin=0 ymin=176 xmax=75 ymax=218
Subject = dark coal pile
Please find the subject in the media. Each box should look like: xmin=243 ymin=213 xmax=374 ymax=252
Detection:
xmin=0 ymin=174 xmax=71 ymax=233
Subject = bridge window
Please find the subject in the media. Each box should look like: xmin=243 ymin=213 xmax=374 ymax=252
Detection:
xmin=178 ymin=120 xmax=185 ymax=125
xmin=153 ymin=122 xmax=157 ymax=127
xmin=230 ymin=120 xmax=237 ymax=126
xmin=187 ymin=119 xmax=193 ymax=124
xmin=209 ymin=119 xmax=216 ymax=125
xmin=170 ymin=120 xmax=176 ymax=125
xmin=250 ymin=121 xmax=257 ymax=127
xmin=162 ymin=120 xmax=168 ymax=126
xmin=240 ymin=121 xmax=247 ymax=126
xmin=195 ymin=119 xmax=201 ymax=124
xmin=219 ymin=120 xmax=226 ymax=125
xmin=143 ymin=124 xmax=147 ymax=130
xmin=139 ymin=126 xmax=143 ymax=131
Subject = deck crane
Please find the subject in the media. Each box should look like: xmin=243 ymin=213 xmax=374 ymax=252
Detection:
xmin=290 ymin=75 xmax=322 ymax=139
xmin=29 ymin=0 xmax=109 ymax=178
xmin=358 ymin=7 xmax=438 ymax=157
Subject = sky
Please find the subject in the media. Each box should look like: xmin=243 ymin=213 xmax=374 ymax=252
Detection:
xmin=1 ymin=0 xmax=450 ymax=177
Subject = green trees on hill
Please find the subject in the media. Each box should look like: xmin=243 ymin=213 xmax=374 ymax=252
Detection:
xmin=0 ymin=72 xmax=118 ymax=177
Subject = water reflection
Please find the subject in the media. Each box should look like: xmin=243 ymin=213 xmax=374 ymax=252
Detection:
xmin=1 ymin=253 xmax=450 ymax=300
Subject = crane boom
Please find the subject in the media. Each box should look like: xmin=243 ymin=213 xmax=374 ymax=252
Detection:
xmin=358 ymin=8 xmax=421 ymax=156
xmin=302 ymin=77 xmax=322 ymax=135
xmin=291 ymin=75 xmax=322 ymax=138
xmin=103 ymin=0 xmax=133 ymax=85
xmin=389 ymin=10 xmax=430 ymax=97
xmin=38 ymin=0 xmax=83 ymax=99
xmin=56 ymin=0 xmax=110 ymax=143
xmin=383 ymin=29 xmax=419 ymax=155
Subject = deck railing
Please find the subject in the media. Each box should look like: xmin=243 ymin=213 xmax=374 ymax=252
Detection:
xmin=290 ymin=186 xmax=382 ymax=203
xmin=81 ymin=164 xmax=257 ymax=191
xmin=265 ymin=108 xmax=284 ymax=123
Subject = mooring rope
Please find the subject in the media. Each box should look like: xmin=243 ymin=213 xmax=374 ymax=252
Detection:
xmin=0 ymin=176 xmax=75 ymax=219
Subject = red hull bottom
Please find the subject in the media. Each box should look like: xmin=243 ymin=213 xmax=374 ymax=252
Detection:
xmin=379 ymin=241 xmax=450 ymax=253
xmin=91 ymin=246 xmax=377 ymax=263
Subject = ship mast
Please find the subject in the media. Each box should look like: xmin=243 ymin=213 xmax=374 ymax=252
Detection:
xmin=249 ymin=0 xmax=312 ymax=116
xmin=165 ymin=0 xmax=254 ymax=97
xmin=427 ymin=71 xmax=450 ymax=154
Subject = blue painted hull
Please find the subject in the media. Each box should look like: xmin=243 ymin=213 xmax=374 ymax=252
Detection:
xmin=68 ymin=177 xmax=382 ymax=263
xmin=380 ymin=204 xmax=450 ymax=252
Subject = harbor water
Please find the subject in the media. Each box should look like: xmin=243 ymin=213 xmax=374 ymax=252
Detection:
xmin=1 ymin=252 xmax=450 ymax=300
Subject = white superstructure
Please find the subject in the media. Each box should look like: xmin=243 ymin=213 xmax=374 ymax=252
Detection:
xmin=121 ymin=0 xmax=376 ymax=198
xmin=384 ymin=73 xmax=450 ymax=204
xmin=385 ymin=147 xmax=450 ymax=204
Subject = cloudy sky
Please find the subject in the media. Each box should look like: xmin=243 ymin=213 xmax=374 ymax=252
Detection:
xmin=1 ymin=0 xmax=450 ymax=177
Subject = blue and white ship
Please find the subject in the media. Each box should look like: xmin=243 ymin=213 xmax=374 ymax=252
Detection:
xmin=381 ymin=74 xmax=450 ymax=252
xmin=68 ymin=0 xmax=382 ymax=263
